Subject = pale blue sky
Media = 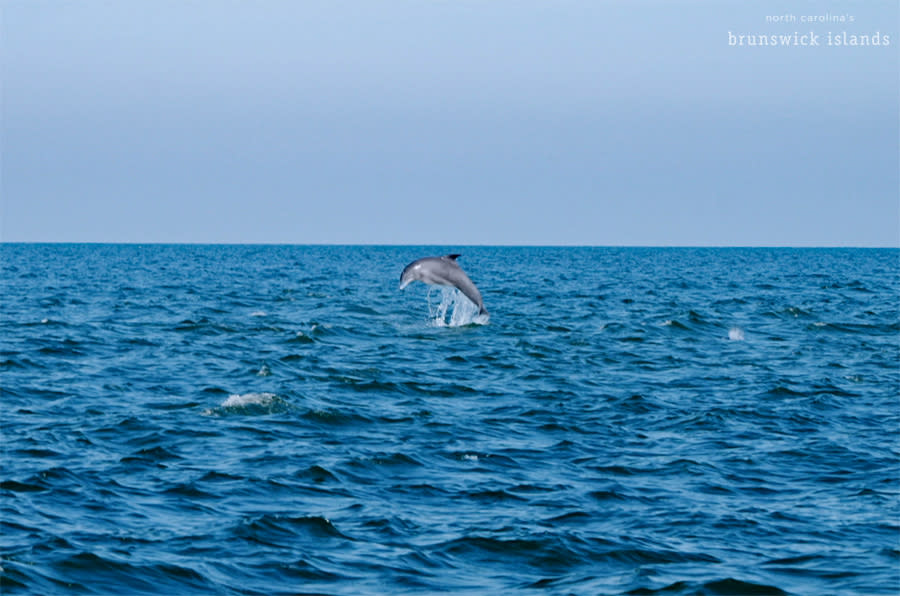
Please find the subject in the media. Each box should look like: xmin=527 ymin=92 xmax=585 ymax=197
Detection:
xmin=2 ymin=1 xmax=898 ymax=246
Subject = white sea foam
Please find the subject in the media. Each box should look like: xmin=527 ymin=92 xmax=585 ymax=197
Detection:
xmin=427 ymin=287 xmax=489 ymax=327
xmin=202 ymin=392 xmax=284 ymax=416
xmin=728 ymin=327 xmax=745 ymax=341
xmin=221 ymin=392 xmax=277 ymax=408
xmin=250 ymin=311 xmax=267 ymax=317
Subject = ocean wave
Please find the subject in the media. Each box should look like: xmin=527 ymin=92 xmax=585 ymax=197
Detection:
xmin=232 ymin=514 xmax=351 ymax=544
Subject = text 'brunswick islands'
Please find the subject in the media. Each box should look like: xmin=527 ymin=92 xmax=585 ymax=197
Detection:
xmin=728 ymin=30 xmax=891 ymax=47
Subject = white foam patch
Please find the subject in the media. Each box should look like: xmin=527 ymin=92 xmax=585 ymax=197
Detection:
xmin=202 ymin=392 xmax=288 ymax=416
xmin=221 ymin=392 xmax=277 ymax=407
xmin=250 ymin=311 xmax=267 ymax=317
xmin=427 ymin=287 xmax=489 ymax=327
xmin=728 ymin=327 xmax=745 ymax=341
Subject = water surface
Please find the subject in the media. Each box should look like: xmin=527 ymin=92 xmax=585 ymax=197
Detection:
xmin=2 ymin=245 xmax=898 ymax=594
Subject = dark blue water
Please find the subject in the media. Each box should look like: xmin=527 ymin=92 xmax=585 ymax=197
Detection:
xmin=2 ymin=245 xmax=898 ymax=595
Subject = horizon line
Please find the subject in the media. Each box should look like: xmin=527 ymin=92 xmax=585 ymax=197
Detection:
xmin=2 ymin=241 xmax=898 ymax=249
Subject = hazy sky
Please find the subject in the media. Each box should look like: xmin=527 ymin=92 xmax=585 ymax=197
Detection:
xmin=2 ymin=0 xmax=898 ymax=246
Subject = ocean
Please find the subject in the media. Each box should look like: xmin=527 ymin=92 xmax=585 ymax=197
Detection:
xmin=1 ymin=244 xmax=898 ymax=595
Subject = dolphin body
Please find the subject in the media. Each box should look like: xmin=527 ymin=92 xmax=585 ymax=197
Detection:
xmin=399 ymin=254 xmax=487 ymax=315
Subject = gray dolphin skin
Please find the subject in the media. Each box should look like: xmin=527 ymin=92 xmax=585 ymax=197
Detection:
xmin=399 ymin=254 xmax=487 ymax=315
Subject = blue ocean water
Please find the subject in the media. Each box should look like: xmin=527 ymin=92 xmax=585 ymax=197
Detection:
xmin=1 ymin=244 xmax=898 ymax=595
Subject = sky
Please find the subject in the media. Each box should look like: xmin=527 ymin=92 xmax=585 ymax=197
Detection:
xmin=2 ymin=0 xmax=898 ymax=246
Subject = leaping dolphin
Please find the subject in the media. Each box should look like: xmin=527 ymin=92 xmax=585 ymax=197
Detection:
xmin=399 ymin=254 xmax=487 ymax=315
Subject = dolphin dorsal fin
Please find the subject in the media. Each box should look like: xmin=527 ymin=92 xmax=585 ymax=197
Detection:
xmin=446 ymin=254 xmax=461 ymax=261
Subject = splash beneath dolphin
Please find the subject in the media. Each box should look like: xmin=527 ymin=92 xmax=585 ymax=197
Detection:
xmin=400 ymin=254 xmax=489 ymax=325
xmin=427 ymin=287 xmax=489 ymax=327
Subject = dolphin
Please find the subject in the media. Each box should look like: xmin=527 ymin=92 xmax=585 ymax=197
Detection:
xmin=399 ymin=254 xmax=488 ymax=315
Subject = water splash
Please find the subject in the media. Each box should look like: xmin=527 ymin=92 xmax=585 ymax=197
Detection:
xmin=427 ymin=287 xmax=489 ymax=327
xmin=221 ymin=392 xmax=277 ymax=407
xmin=203 ymin=392 xmax=288 ymax=416
xmin=728 ymin=327 xmax=745 ymax=341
